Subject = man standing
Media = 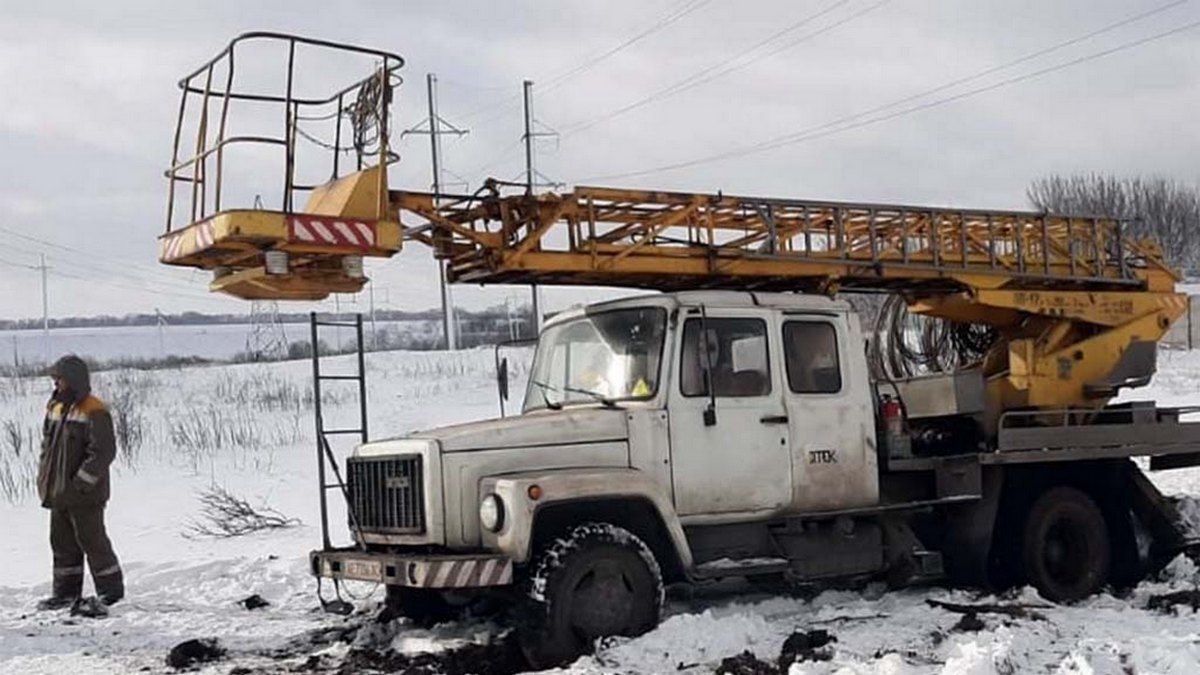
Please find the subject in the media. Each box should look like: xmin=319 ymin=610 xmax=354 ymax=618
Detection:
xmin=36 ymin=355 xmax=124 ymax=610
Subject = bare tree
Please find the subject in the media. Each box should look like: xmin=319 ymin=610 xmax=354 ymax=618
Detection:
xmin=1028 ymin=174 xmax=1200 ymax=273
xmin=184 ymin=485 xmax=300 ymax=538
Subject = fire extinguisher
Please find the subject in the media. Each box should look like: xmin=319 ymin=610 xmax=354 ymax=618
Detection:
xmin=881 ymin=394 xmax=904 ymax=438
xmin=880 ymin=393 xmax=909 ymax=457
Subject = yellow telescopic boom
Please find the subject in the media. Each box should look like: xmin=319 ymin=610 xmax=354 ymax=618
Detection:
xmin=393 ymin=183 xmax=1184 ymax=413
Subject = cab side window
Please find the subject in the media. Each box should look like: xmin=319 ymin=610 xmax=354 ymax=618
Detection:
xmin=783 ymin=321 xmax=842 ymax=394
xmin=680 ymin=318 xmax=770 ymax=397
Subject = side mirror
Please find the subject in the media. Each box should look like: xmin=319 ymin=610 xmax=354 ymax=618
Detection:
xmin=498 ymin=357 xmax=510 ymax=401
xmin=703 ymin=402 xmax=717 ymax=427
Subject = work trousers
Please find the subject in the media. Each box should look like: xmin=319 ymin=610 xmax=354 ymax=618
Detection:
xmin=50 ymin=505 xmax=123 ymax=599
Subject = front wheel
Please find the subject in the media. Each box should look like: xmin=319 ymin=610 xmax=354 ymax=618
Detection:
xmin=519 ymin=522 xmax=664 ymax=669
xmin=1022 ymin=486 xmax=1111 ymax=602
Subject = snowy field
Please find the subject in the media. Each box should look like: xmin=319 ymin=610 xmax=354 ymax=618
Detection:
xmin=2 ymin=347 xmax=1200 ymax=673
xmin=0 ymin=320 xmax=437 ymax=367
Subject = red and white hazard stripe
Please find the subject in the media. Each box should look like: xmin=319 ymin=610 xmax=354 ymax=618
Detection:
xmin=195 ymin=221 xmax=215 ymax=249
xmin=289 ymin=215 xmax=376 ymax=250
xmin=160 ymin=220 xmax=216 ymax=262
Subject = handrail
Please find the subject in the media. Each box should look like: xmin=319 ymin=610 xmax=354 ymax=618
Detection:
xmin=180 ymin=65 xmax=402 ymax=107
xmin=178 ymin=31 xmax=404 ymax=88
xmin=998 ymin=405 xmax=1200 ymax=428
xmin=165 ymin=136 xmax=287 ymax=175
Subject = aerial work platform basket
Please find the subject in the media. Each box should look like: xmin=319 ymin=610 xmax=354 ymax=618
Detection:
xmin=159 ymin=33 xmax=404 ymax=300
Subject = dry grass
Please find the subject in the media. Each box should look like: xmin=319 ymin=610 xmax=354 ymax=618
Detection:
xmin=0 ymin=417 xmax=38 ymax=503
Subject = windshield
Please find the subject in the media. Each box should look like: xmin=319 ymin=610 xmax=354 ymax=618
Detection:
xmin=524 ymin=307 xmax=667 ymax=412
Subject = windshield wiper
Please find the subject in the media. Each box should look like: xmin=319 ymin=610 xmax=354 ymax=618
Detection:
xmin=563 ymin=386 xmax=623 ymax=409
xmin=529 ymin=379 xmax=563 ymax=410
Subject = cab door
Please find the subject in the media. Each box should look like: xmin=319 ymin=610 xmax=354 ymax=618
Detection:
xmin=779 ymin=314 xmax=878 ymax=512
xmin=667 ymin=307 xmax=793 ymax=517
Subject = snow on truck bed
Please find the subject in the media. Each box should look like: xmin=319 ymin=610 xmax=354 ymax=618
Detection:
xmin=1 ymin=348 xmax=1200 ymax=673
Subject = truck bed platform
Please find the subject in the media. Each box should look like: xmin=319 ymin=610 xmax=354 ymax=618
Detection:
xmin=888 ymin=403 xmax=1200 ymax=472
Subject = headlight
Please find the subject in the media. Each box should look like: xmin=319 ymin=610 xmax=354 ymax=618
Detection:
xmin=479 ymin=493 xmax=505 ymax=532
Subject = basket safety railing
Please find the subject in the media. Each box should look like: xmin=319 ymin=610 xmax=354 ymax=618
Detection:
xmin=165 ymin=32 xmax=403 ymax=233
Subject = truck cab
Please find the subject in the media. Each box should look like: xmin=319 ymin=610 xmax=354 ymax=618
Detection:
xmin=326 ymin=292 xmax=878 ymax=555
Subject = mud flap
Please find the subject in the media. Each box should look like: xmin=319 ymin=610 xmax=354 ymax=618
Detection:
xmin=1126 ymin=464 xmax=1190 ymax=574
xmin=940 ymin=465 xmax=1005 ymax=587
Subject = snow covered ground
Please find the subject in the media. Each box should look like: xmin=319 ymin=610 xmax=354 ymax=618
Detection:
xmin=2 ymin=347 xmax=1200 ymax=674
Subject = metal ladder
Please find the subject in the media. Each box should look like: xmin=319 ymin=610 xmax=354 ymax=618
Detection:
xmin=309 ymin=312 xmax=370 ymax=614
xmin=309 ymin=312 xmax=369 ymax=553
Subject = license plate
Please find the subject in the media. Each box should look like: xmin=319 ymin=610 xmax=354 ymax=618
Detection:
xmin=342 ymin=559 xmax=383 ymax=581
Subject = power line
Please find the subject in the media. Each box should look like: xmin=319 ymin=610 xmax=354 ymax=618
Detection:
xmin=452 ymin=0 xmax=717 ymax=183
xmin=47 ymin=267 xmax=233 ymax=306
xmin=465 ymin=137 xmax=527 ymax=180
xmin=0 ymin=224 xmax=227 ymax=298
xmin=0 ymin=224 xmax=197 ymax=287
xmin=540 ymin=0 xmax=713 ymax=94
xmin=461 ymin=0 xmax=714 ymax=127
xmin=0 ymin=235 xmax=230 ymax=304
xmin=559 ymin=0 xmax=890 ymax=138
xmin=0 ymin=224 xmax=162 ymax=272
xmin=0 ymin=254 xmax=38 ymax=270
xmin=579 ymin=11 xmax=1200 ymax=183
xmin=3 ymin=240 xmax=219 ymax=301
xmin=438 ymin=78 xmax=513 ymax=93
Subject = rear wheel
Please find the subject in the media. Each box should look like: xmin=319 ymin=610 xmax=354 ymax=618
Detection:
xmin=519 ymin=522 xmax=663 ymax=669
xmin=1022 ymin=486 xmax=1110 ymax=602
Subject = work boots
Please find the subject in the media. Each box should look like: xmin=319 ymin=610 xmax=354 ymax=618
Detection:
xmin=99 ymin=590 xmax=123 ymax=606
xmin=36 ymin=595 xmax=77 ymax=610
xmin=69 ymin=596 xmax=109 ymax=618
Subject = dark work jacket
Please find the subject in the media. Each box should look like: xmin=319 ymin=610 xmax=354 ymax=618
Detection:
xmin=38 ymin=395 xmax=116 ymax=509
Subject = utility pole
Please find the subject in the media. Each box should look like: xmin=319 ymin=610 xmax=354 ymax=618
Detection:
xmin=523 ymin=80 xmax=536 ymax=195
xmin=404 ymin=73 xmax=468 ymax=350
xmin=155 ymin=307 xmax=167 ymax=359
xmin=37 ymin=254 xmax=49 ymax=363
xmin=521 ymin=80 xmax=563 ymax=336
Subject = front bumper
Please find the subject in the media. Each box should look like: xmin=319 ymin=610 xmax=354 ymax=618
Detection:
xmin=310 ymin=548 xmax=513 ymax=588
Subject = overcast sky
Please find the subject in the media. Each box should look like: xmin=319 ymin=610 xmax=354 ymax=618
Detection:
xmin=1 ymin=0 xmax=1198 ymax=321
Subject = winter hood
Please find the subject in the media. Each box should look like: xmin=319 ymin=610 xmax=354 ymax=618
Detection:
xmin=50 ymin=355 xmax=91 ymax=402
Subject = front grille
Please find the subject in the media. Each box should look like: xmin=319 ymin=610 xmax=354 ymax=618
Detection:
xmin=347 ymin=454 xmax=425 ymax=533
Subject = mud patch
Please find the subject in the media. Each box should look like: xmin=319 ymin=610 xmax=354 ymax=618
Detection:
xmin=714 ymin=650 xmax=776 ymax=675
xmin=167 ymin=637 xmax=226 ymax=669
xmin=713 ymin=629 xmax=836 ymax=674
xmin=240 ymin=594 xmax=271 ymax=611
xmin=777 ymin=629 xmax=835 ymax=666
xmin=335 ymin=633 xmax=528 ymax=675
xmin=951 ymin=612 xmax=986 ymax=632
xmin=1147 ymin=589 xmax=1200 ymax=614
xmin=926 ymin=598 xmax=1048 ymax=621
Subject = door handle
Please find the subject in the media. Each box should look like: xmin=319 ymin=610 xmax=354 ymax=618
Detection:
xmin=760 ymin=414 xmax=789 ymax=424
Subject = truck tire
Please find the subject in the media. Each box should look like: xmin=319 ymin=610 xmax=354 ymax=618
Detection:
xmin=519 ymin=522 xmax=664 ymax=668
xmin=1022 ymin=486 xmax=1110 ymax=602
